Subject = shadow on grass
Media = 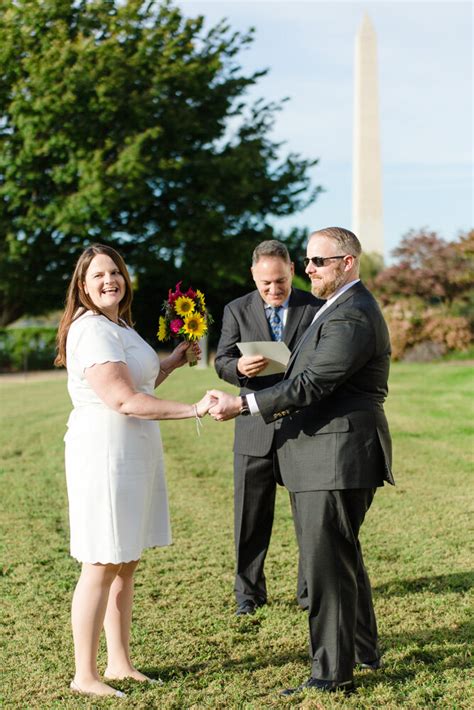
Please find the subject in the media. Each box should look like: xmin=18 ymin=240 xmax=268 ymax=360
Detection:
xmin=129 ymin=578 xmax=473 ymax=691
xmin=373 ymin=571 xmax=473 ymax=596
xmin=137 ymin=626 xmax=472 ymax=696
xmin=140 ymin=647 xmax=308 ymax=682
xmin=138 ymin=618 xmax=473 ymax=686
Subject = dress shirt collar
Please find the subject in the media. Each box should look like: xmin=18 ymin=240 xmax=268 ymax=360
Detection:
xmin=263 ymin=296 xmax=290 ymax=312
xmin=311 ymin=279 xmax=360 ymax=323
xmin=264 ymin=297 xmax=289 ymax=327
xmin=325 ymin=278 xmax=360 ymax=307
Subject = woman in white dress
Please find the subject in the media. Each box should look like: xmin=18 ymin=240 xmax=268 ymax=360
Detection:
xmin=55 ymin=244 xmax=214 ymax=698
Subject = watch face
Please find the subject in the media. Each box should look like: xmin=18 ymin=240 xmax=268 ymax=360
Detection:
xmin=240 ymin=395 xmax=250 ymax=415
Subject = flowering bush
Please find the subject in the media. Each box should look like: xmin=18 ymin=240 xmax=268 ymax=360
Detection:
xmin=383 ymin=298 xmax=472 ymax=360
xmin=374 ymin=229 xmax=473 ymax=306
xmin=421 ymin=309 xmax=472 ymax=351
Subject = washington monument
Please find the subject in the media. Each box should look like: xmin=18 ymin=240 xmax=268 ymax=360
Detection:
xmin=352 ymin=14 xmax=384 ymax=256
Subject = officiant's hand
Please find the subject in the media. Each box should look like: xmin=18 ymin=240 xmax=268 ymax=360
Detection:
xmin=207 ymin=390 xmax=242 ymax=421
xmin=237 ymin=355 xmax=268 ymax=378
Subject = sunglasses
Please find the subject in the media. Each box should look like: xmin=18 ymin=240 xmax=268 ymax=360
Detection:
xmin=303 ymin=255 xmax=347 ymax=268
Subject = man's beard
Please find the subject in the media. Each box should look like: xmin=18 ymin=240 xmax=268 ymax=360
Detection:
xmin=311 ymin=266 xmax=347 ymax=299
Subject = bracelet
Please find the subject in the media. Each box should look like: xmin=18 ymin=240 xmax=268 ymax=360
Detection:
xmin=193 ymin=403 xmax=203 ymax=436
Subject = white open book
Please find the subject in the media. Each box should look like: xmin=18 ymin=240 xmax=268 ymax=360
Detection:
xmin=237 ymin=341 xmax=291 ymax=376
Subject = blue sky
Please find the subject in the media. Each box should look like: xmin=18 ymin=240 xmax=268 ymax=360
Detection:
xmin=180 ymin=0 xmax=473 ymax=260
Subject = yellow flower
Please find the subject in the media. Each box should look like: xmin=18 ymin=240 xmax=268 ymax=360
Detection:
xmin=182 ymin=312 xmax=207 ymax=340
xmin=196 ymin=289 xmax=206 ymax=310
xmin=157 ymin=316 xmax=168 ymax=341
xmin=174 ymin=296 xmax=195 ymax=317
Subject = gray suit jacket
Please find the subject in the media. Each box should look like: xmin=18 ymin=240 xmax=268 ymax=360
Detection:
xmin=255 ymin=282 xmax=394 ymax=491
xmin=215 ymin=288 xmax=321 ymax=457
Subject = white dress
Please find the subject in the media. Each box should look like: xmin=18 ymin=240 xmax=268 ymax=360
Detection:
xmin=64 ymin=311 xmax=171 ymax=564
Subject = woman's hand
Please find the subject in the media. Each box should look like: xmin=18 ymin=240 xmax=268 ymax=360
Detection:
xmin=194 ymin=392 xmax=217 ymax=418
xmin=161 ymin=340 xmax=201 ymax=372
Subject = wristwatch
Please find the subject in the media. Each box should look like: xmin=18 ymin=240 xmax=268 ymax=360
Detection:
xmin=239 ymin=394 xmax=251 ymax=416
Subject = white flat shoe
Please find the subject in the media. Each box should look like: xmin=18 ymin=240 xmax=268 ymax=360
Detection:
xmin=70 ymin=680 xmax=126 ymax=698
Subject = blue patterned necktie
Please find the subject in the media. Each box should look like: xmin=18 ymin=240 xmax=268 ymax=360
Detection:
xmin=267 ymin=306 xmax=283 ymax=341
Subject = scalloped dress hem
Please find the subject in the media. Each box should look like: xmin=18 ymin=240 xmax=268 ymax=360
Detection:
xmin=70 ymin=539 xmax=173 ymax=565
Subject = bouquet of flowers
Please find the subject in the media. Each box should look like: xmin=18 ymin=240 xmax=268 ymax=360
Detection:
xmin=157 ymin=281 xmax=212 ymax=366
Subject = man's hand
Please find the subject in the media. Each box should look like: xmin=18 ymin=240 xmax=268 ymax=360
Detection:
xmin=237 ymin=354 xmax=268 ymax=378
xmin=207 ymin=390 xmax=242 ymax=421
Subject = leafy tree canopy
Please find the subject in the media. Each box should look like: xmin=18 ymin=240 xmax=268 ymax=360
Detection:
xmin=0 ymin=0 xmax=321 ymax=337
xmin=373 ymin=229 xmax=474 ymax=306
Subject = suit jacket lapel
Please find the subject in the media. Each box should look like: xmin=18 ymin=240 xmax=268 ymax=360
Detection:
xmin=283 ymin=289 xmax=305 ymax=346
xmin=284 ymin=282 xmax=364 ymax=376
xmin=250 ymin=291 xmax=272 ymax=340
xmin=284 ymin=318 xmax=319 ymax=376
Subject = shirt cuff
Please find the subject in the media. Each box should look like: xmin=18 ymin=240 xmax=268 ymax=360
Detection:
xmin=246 ymin=393 xmax=260 ymax=415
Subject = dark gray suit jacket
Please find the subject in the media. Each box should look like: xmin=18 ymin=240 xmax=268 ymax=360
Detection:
xmin=215 ymin=288 xmax=321 ymax=457
xmin=255 ymin=282 xmax=394 ymax=491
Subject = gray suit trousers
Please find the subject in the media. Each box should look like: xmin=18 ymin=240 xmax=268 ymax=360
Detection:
xmin=290 ymin=488 xmax=379 ymax=681
xmin=233 ymin=452 xmax=276 ymax=603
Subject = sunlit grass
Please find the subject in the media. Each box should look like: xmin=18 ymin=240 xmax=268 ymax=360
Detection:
xmin=1 ymin=362 xmax=473 ymax=708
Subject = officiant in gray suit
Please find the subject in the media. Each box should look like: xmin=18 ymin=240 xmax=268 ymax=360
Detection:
xmin=209 ymin=228 xmax=394 ymax=695
xmin=214 ymin=240 xmax=321 ymax=616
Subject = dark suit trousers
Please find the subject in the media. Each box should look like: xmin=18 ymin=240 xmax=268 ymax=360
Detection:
xmin=233 ymin=452 xmax=276 ymax=603
xmin=290 ymin=488 xmax=379 ymax=681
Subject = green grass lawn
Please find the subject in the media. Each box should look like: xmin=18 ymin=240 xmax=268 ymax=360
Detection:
xmin=1 ymin=363 xmax=473 ymax=709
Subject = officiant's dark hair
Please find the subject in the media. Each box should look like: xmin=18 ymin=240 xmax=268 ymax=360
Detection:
xmin=252 ymin=240 xmax=291 ymax=265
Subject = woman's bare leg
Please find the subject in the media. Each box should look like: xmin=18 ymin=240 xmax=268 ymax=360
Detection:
xmin=71 ymin=562 xmax=122 ymax=695
xmin=103 ymin=560 xmax=152 ymax=681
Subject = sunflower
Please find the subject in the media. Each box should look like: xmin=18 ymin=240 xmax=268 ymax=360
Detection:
xmin=157 ymin=316 xmax=168 ymax=341
xmin=195 ymin=289 xmax=206 ymax=311
xmin=182 ymin=312 xmax=207 ymax=340
xmin=174 ymin=296 xmax=195 ymax=316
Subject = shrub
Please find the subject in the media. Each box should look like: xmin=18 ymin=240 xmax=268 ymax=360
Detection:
xmin=421 ymin=309 xmax=472 ymax=351
xmin=0 ymin=328 xmax=57 ymax=372
xmin=383 ymin=300 xmax=472 ymax=361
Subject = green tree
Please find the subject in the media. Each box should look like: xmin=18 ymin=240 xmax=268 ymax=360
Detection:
xmin=0 ymin=0 xmax=320 ymax=336
xmin=359 ymin=251 xmax=384 ymax=286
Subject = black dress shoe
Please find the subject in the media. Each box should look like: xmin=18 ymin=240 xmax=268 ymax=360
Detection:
xmin=356 ymin=658 xmax=382 ymax=671
xmin=235 ymin=599 xmax=265 ymax=616
xmin=280 ymin=677 xmax=355 ymax=696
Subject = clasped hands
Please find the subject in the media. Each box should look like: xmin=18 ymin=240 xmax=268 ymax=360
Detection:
xmin=195 ymin=354 xmax=268 ymax=420
xmin=194 ymin=390 xmax=242 ymax=421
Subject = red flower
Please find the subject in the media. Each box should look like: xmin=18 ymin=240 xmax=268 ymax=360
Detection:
xmin=168 ymin=281 xmax=183 ymax=304
xmin=186 ymin=287 xmax=196 ymax=299
xmin=170 ymin=318 xmax=184 ymax=334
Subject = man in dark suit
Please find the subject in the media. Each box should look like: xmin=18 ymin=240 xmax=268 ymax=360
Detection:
xmin=214 ymin=240 xmax=321 ymax=616
xmin=209 ymin=227 xmax=394 ymax=694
